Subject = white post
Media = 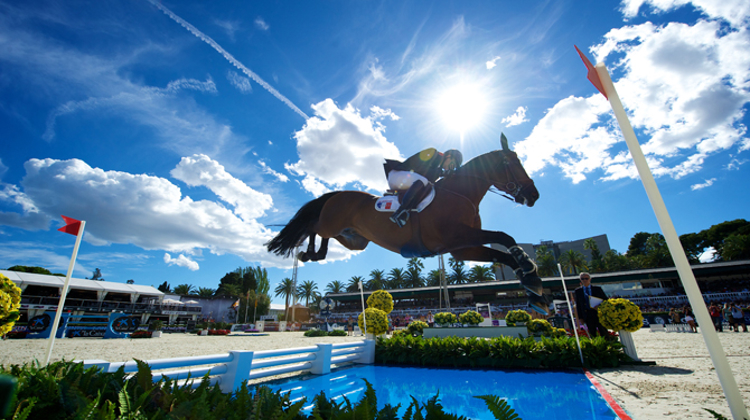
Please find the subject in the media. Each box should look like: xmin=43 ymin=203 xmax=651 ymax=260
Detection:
xmin=310 ymin=343 xmax=332 ymax=374
xmin=595 ymin=61 xmax=749 ymax=420
xmin=559 ymin=264 xmax=584 ymax=366
xmin=221 ymin=350 xmax=254 ymax=393
xmin=359 ymin=280 xmax=367 ymax=336
xmin=45 ymin=220 xmax=86 ymax=365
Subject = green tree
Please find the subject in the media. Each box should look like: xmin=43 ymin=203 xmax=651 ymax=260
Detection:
xmin=366 ymin=269 xmax=386 ymax=291
xmin=216 ymin=272 xmax=242 ymax=296
xmin=559 ymin=250 xmax=588 ymax=275
xmin=253 ymin=267 xmax=271 ymax=296
xmin=296 ymin=280 xmax=319 ymax=307
xmin=722 ymin=234 xmax=750 ymax=260
xmin=386 ymin=268 xmax=406 ymax=289
xmin=644 ymin=233 xmax=673 ymax=268
xmin=325 ymin=280 xmax=345 ymax=294
xmin=233 ymin=266 xmax=258 ymax=294
xmin=241 ymin=290 xmax=271 ymax=323
xmin=197 ymin=287 xmax=216 ymax=297
xmin=174 ymin=284 xmax=195 ymax=295
xmin=405 ymin=258 xmax=425 ymax=288
xmin=702 ymin=219 xmax=750 ymax=261
xmin=469 ymin=265 xmax=494 ymax=282
xmin=157 ymin=281 xmax=171 ymax=293
xmin=680 ymin=232 xmax=705 ymax=264
xmin=535 ymin=246 xmax=558 ymax=277
xmin=7 ymin=266 xmax=52 ymax=275
xmin=425 ymin=269 xmax=443 ymax=286
xmin=448 ymin=258 xmax=468 ymax=284
xmin=602 ymin=249 xmax=630 ymax=272
xmin=583 ymin=238 xmax=605 ymax=272
xmin=126 ymin=279 xmax=135 ymax=284
xmin=626 ymin=232 xmax=652 ymax=258
xmin=346 ymin=276 xmax=364 ymax=292
xmin=274 ymin=278 xmax=296 ymax=313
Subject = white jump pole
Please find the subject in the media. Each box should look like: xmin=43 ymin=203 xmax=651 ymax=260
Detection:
xmin=559 ymin=264 xmax=584 ymax=366
xmin=45 ymin=219 xmax=86 ymax=365
xmin=577 ymin=47 xmax=748 ymax=419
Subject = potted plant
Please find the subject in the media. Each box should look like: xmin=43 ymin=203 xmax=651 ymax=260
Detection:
xmin=434 ymin=312 xmax=457 ymax=327
xmin=406 ymin=320 xmax=429 ymax=336
xmin=358 ymin=308 xmax=388 ymax=339
xmin=505 ymin=309 xmax=531 ymax=326
xmin=598 ymin=298 xmax=644 ymax=360
xmin=458 ymin=310 xmax=483 ymax=326
xmin=149 ymin=319 xmax=164 ymax=338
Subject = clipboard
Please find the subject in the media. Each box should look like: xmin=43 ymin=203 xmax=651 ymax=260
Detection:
xmin=589 ymin=296 xmax=603 ymax=308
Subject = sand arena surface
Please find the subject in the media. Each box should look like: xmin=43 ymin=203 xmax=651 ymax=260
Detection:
xmin=2 ymin=329 xmax=749 ymax=419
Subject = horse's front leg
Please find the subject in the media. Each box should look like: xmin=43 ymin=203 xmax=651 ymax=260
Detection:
xmin=298 ymin=234 xmax=330 ymax=262
xmin=444 ymin=228 xmax=543 ymax=297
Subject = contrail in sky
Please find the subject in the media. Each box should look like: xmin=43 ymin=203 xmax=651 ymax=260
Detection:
xmin=146 ymin=0 xmax=309 ymax=120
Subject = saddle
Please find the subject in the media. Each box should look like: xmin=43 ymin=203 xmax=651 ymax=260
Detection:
xmin=374 ymin=187 xmax=435 ymax=213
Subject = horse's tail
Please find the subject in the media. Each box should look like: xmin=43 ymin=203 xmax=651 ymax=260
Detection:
xmin=265 ymin=192 xmax=340 ymax=257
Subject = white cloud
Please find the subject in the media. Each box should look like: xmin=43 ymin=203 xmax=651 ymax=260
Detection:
xmin=3 ymin=157 xmax=296 ymax=267
xmin=258 ymin=161 xmax=289 ymax=182
xmin=501 ymin=106 xmax=529 ymax=127
xmin=254 ymin=17 xmax=269 ymax=31
xmin=620 ymin=0 xmax=750 ymax=28
xmin=164 ymin=253 xmax=199 ymax=271
xmin=227 ymin=71 xmax=252 ymax=94
xmin=690 ymin=178 xmax=715 ymax=190
xmin=286 ymin=99 xmax=402 ymax=195
xmin=213 ymin=19 xmax=240 ymax=41
xmin=486 ymin=56 xmax=501 ymax=69
xmin=170 ymin=154 xmax=273 ymax=222
xmin=518 ymin=4 xmax=750 ymax=183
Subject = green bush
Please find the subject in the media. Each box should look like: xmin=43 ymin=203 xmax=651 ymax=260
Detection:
xmin=304 ymin=328 xmax=328 ymax=337
xmin=406 ymin=320 xmax=429 ymax=336
xmin=505 ymin=310 xmax=531 ymax=326
xmin=366 ymin=290 xmax=394 ymax=314
xmin=527 ymin=319 xmax=554 ymax=336
xmin=0 ymin=361 xmax=521 ymax=420
xmin=358 ymin=308 xmax=388 ymax=335
xmin=327 ymin=329 xmax=348 ymax=336
xmin=459 ymin=310 xmax=484 ymax=325
xmin=376 ymin=334 xmax=628 ymax=369
xmin=434 ymin=312 xmax=457 ymax=326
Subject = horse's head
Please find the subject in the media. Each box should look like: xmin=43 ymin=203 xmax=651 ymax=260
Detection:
xmin=495 ymin=134 xmax=539 ymax=206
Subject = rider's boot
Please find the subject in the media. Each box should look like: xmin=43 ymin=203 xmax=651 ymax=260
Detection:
xmin=509 ymin=245 xmax=543 ymax=296
xmin=528 ymin=294 xmax=550 ymax=316
xmin=390 ymin=181 xmax=430 ymax=227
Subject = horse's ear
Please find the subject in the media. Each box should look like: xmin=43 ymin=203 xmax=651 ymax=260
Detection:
xmin=500 ymin=133 xmax=510 ymax=151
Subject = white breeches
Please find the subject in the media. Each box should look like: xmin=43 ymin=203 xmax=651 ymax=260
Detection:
xmin=387 ymin=170 xmax=429 ymax=191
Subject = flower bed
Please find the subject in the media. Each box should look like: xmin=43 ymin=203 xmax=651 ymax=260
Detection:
xmin=207 ymin=329 xmax=231 ymax=336
xmin=130 ymin=330 xmax=152 ymax=339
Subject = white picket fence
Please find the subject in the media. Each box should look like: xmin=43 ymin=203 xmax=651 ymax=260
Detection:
xmin=81 ymin=340 xmax=375 ymax=393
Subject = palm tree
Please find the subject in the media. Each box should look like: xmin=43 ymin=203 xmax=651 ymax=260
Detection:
xmin=559 ymin=250 xmax=588 ymax=275
xmin=425 ymin=269 xmax=442 ymax=286
xmin=366 ymin=269 xmax=386 ymax=291
xmin=448 ymin=258 xmax=468 ymax=284
xmin=584 ymin=238 xmax=604 ymax=272
xmin=173 ymin=284 xmax=195 ymax=295
xmin=535 ymin=245 xmax=558 ymax=277
xmin=297 ymin=280 xmax=319 ymax=307
xmin=274 ymin=278 xmax=296 ymax=313
xmin=405 ymin=258 xmax=425 ymax=289
xmin=253 ymin=266 xmax=271 ymax=296
xmin=325 ymin=280 xmax=345 ymax=295
xmin=469 ymin=265 xmax=494 ymax=282
xmin=196 ymin=287 xmax=216 ymax=297
xmin=346 ymin=276 xmax=364 ymax=292
xmin=387 ymin=268 xmax=406 ymax=289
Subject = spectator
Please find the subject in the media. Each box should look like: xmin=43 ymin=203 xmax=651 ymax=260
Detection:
xmin=723 ymin=303 xmax=736 ymax=332
xmin=669 ymin=308 xmax=681 ymax=324
xmin=730 ymin=303 xmax=747 ymax=333
xmin=709 ymin=302 xmax=723 ymax=332
xmin=574 ymin=272 xmax=608 ymax=337
xmin=683 ymin=306 xmax=697 ymax=333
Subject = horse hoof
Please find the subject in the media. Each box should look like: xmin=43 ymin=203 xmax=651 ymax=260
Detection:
xmin=528 ymin=294 xmax=549 ymax=316
xmin=521 ymin=274 xmax=543 ymax=296
xmin=297 ymin=251 xmax=310 ymax=262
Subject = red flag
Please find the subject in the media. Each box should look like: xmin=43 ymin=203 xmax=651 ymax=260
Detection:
xmin=57 ymin=215 xmax=82 ymax=236
xmin=575 ymin=45 xmax=608 ymax=99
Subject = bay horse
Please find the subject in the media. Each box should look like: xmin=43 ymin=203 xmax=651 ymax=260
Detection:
xmin=266 ymin=134 xmax=549 ymax=314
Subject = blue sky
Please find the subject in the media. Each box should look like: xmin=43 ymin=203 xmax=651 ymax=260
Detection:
xmin=1 ymin=0 xmax=748 ymax=304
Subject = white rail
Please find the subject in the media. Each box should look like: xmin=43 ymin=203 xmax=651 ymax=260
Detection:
xmin=80 ymin=340 xmax=375 ymax=393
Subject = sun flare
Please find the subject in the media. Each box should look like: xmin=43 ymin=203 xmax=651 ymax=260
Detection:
xmin=435 ymin=83 xmax=488 ymax=134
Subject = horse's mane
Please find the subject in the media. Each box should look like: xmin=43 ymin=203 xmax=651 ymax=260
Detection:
xmin=436 ymin=150 xmax=501 ymax=189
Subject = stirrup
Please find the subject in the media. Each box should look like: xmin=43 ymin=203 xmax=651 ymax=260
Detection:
xmin=390 ymin=210 xmax=409 ymax=227
xmin=509 ymin=245 xmax=537 ymax=275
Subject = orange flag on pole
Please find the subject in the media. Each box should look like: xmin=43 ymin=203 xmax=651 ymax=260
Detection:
xmin=574 ymin=45 xmax=608 ymax=99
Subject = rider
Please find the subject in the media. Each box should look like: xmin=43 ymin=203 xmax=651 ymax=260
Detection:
xmin=384 ymin=148 xmax=463 ymax=227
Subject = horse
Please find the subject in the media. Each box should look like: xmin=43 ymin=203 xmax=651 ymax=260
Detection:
xmin=266 ymin=134 xmax=549 ymax=314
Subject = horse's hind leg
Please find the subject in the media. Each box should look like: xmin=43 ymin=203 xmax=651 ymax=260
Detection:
xmin=298 ymin=234 xmax=329 ymax=262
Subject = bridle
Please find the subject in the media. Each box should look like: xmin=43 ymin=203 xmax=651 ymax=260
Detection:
xmin=444 ymin=150 xmax=532 ymax=204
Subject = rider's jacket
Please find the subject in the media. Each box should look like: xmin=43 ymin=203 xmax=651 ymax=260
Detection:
xmin=384 ymin=148 xmax=446 ymax=183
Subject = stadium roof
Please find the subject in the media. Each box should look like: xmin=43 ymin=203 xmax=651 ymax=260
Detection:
xmin=1 ymin=270 xmax=163 ymax=296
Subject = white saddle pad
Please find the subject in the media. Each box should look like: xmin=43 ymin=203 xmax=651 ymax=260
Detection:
xmin=374 ymin=188 xmax=435 ymax=213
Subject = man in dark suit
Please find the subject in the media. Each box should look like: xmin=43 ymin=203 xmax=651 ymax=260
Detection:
xmin=574 ymin=272 xmax=608 ymax=337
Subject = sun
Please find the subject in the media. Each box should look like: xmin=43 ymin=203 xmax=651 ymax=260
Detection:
xmin=435 ymin=83 xmax=488 ymax=134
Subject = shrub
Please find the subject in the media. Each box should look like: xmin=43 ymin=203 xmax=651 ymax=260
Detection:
xmin=304 ymin=328 xmax=328 ymax=337
xmin=130 ymin=330 xmax=152 ymax=339
xmin=598 ymin=298 xmax=643 ymax=332
xmin=327 ymin=329 xmax=348 ymax=336
xmin=459 ymin=310 xmax=483 ymax=326
xmin=366 ymin=290 xmax=394 ymax=314
xmin=358 ymin=308 xmax=388 ymax=335
xmin=434 ymin=312 xmax=457 ymax=326
xmin=505 ymin=310 xmax=531 ymax=326
xmin=527 ymin=319 xmax=554 ymax=336
xmin=5 ymin=330 xmax=27 ymax=339
xmin=0 ymin=273 xmax=22 ymax=336
xmin=406 ymin=320 xmax=429 ymax=336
